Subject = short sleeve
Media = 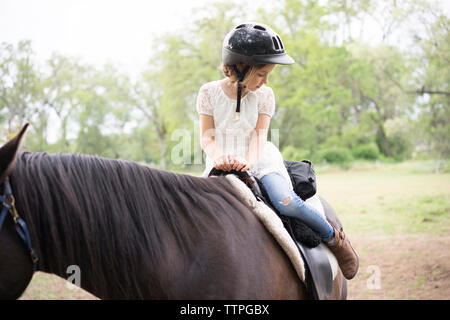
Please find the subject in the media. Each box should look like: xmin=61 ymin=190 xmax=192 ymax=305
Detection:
xmin=196 ymin=84 xmax=214 ymax=116
xmin=258 ymin=86 xmax=275 ymax=117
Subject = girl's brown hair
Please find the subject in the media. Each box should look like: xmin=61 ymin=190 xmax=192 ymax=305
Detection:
xmin=220 ymin=63 xmax=268 ymax=87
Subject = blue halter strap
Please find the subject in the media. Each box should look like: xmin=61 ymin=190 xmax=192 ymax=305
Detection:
xmin=0 ymin=178 xmax=39 ymax=271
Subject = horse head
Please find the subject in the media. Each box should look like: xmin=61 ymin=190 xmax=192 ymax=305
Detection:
xmin=0 ymin=123 xmax=28 ymax=183
xmin=0 ymin=123 xmax=35 ymax=299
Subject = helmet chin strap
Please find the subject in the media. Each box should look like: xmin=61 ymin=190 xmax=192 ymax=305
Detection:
xmin=232 ymin=65 xmax=250 ymax=118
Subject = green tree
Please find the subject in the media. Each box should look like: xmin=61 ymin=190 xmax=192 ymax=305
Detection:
xmin=73 ymin=64 xmax=134 ymax=158
xmin=262 ymin=0 xmax=359 ymax=156
xmin=0 ymin=40 xmax=42 ymax=136
xmin=413 ymin=11 xmax=450 ymax=171
xmin=347 ymin=43 xmax=414 ymax=158
xmin=401 ymin=1 xmax=449 ymax=170
xmin=137 ymin=1 xmax=244 ymax=168
xmin=42 ymin=53 xmax=90 ymax=151
xmin=134 ymin=68 xmax=169 ymax=168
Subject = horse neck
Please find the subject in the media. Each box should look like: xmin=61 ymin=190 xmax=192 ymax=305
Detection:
xmin=11 ymin=152 xmax=175 ymax=298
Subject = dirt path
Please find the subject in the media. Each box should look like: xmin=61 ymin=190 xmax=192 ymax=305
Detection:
xmin=347 ymin=234 xmax=450 ymax=300
xmin=20 ymin=234 xmax=449 ymax=300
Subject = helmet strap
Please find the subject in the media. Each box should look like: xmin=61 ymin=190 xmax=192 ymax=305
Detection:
xmin=232 ymin=65 xmax=250 ymax=114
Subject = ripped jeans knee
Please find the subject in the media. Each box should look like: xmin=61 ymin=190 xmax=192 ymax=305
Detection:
xmin=281 ymin=196 xmax=292 ymax=205
xmin=273 ymin=191 xmax=307 ymax=218
xmin=261 ymin=172 xmax=334 ymax=240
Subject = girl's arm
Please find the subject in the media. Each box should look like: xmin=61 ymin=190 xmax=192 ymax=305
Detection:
xmin=245 ymin=113 xmax=271 ymax=169
xmin=199 ymin=114 xmax=234 ymax=171
xmin=199 ymin=114 xmax=221 ymax=160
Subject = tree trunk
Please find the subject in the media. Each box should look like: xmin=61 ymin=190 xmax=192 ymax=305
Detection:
xmin=154 ymin=123 xmax=167 ymax=170
xmin=377 ymin=122 xmax=391 ymax=157
xmin=371 ymin=99 xmax=391 ymax=157
xmin=61 ymin=117 xmax=69 ymax=149
xmin=137 ymin=104 xmax=168 ymax=170
xmin=435 ymin=153 xmax=441 ymax=174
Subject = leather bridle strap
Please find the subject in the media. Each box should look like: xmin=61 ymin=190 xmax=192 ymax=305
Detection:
xmin=0 ymin=178 xmax=39 ymax=271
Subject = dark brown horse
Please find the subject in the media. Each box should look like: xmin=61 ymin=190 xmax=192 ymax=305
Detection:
xmin=0 ymin=124 xmax=345 ymax=299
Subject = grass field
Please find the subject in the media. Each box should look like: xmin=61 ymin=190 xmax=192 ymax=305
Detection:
xmin=316 ymin=161 xmax=450 ymax=299
xmin=19 ymin=161 xmax=450 ymax=300
xmin=317 ymin=165 xmax=450 ymax=237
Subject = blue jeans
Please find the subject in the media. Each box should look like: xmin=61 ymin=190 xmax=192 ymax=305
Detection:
xmin=260 ymin=172 xmax=334 ymax=241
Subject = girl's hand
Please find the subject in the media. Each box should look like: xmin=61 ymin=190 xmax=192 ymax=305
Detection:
xmin=213 ymin=154 xmax=235 ymax=171
xmin=214 ymin=154 xmax=254 ymax=172
xmin=231 ymin=156 xmax=252 ymax=172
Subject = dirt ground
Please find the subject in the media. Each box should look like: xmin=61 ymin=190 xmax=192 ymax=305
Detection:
xmin=346 ymin=234 xmax=450 ymax=300
xmin=20 ymin=233 xmax=449 ymax=300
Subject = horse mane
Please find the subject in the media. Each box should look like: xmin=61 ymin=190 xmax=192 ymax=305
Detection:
xmin=10 ymin=152 xmax=251 ymax=298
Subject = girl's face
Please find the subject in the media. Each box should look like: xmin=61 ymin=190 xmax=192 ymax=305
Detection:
xmin=246 ymin=64 xmax=276 ymax=91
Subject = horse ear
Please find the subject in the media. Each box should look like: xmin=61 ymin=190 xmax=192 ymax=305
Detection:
xmin=0 ymin=123 xmax=29 ymax=183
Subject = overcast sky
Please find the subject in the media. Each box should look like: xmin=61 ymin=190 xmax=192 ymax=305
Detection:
xmin=1 ymin=0 xmax=448 ymax=78
xmin=0 ymin=0 xmax=273 ymax=77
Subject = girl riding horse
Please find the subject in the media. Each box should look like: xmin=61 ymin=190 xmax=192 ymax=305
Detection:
xmin=196 ymin=22 xmax=358 ymax=280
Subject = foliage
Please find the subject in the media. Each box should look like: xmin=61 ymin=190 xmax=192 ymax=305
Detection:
xmin=351 ymin=143 xmax=380 ymax=160
xmin=1 ymin=0 xmax=448 ymax=172
xmin=0 ymin=40 xmax=42 ymax=135
xmin=383 ymin=117 xmax=414 ymax=161
xmin=318 ymin=147 xmax=354 ymax=164
xmin=281 ymin=145 xmax=310 ymax=162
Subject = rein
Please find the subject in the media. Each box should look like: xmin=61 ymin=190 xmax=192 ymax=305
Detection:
xmin=0 ymin=178 xmax=38 ymax=271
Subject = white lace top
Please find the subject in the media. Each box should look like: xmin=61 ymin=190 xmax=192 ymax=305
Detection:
xmin=196 ymin=80 xmax=293 ymax=188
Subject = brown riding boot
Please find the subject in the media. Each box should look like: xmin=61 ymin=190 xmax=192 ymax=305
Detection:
xmin=326 ymin=227 xmax=359 ymax=280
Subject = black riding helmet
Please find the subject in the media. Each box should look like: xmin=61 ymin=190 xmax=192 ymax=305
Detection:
xmin=222 ymin=22 xmax=294 ymax=119
xmin=222 ymin=22 xmax=295 ymax=66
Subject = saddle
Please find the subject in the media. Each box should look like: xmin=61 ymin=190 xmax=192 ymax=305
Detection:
xmin=208 ymin=168 xmax=344 ymax=300
xmin=209 ymin=168 xmax=323 ymax=247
